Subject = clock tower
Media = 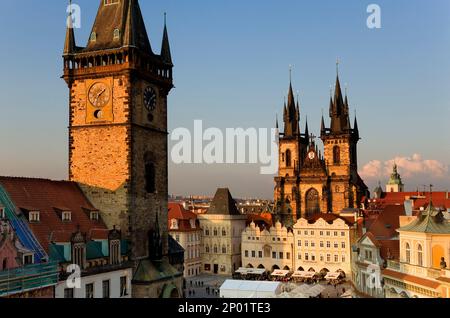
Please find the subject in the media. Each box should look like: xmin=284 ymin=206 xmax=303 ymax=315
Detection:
xmin=63 ymin=0 xmax=173 ymax=264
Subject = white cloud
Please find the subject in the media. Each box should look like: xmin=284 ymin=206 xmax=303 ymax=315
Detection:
xmin=360 ymin=153 xmax=449 ymax=181
xmin=359 ymin=160 xmax=383 ymax=178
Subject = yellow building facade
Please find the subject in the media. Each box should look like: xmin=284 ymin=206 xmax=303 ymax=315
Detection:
xmin=383 ymin=203 xmax=450 ymax=298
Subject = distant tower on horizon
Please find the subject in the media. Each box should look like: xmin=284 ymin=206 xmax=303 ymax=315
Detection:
xmin=386 ymin=163 xmax=405 ymax=193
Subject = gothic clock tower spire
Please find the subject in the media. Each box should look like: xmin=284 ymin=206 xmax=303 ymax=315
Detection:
xmin=62 ymin=1 xmax=178 ymax=297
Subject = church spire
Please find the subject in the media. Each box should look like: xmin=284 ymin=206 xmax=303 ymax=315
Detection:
xmin=123 ymin=0 xmax=135 ymax=47
xmin=305 ymin=116 xmax=309 ymax=140
xmin=283 ymin=69 xmax=300 ymax=137
xmin=329 ymin=63 xmax=351 ymax=134
xmin=64 ymin=0 xmax=76 ymax=55
xmin=321 ymin=114 xmax=326 ymax=137
xmin=161 ymin=13 xmax=173 ymax=65
xmin=353 ymin=114 xmax=360 ymax=139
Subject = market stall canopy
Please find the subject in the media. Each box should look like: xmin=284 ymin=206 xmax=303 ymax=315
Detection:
xmin=220 ymin=280 xmax=282 ymax=298
xmin=271 ymin=270 xmax=290 ymax=277
xmin=325 ymin=272 xmax=342 ymax=280
xmin=236 ymin=268 xmax=250 ymax=274
xmin=248 ymin=268 xmax=266 ymax=275
xmin=292 ymin=271 xmax=317 ymax=278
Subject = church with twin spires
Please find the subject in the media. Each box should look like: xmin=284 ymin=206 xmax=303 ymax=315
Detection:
xmin=274 ymin=70 xmax=369 ymax=227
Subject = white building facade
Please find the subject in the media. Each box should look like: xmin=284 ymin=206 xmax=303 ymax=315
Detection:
xmin=56 ymin=267 xmax=133 ymax=298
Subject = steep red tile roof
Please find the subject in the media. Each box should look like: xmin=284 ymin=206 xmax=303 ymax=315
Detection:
xmin=168 ymin=203 xmax=200 ymax=232
xmin=378 ymin=239 xmax=400 ymax=261
xmin=246 ymin=213 xmax=273 ymax=229
xmin=375 ymin=192 xmax=450 ymax=210
xmin=368 ymin=205 xmax=405 ymax=239
xmin=168 ymin=203 xmax=197 ymax=220
xmin=0 ymin=177 xmax=108 ymax=253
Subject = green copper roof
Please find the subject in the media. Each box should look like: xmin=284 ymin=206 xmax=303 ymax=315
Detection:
xmin=49 ymin=244 xmax=67 ymax=263
xmin=398 ymin=202 xmax=450 ymax=234
xmin=86 ymin=241 xmax=105 ymax=259
xmin=388 ymin=164 xmax=404 ymax=185
xmin=132 ymin=259 xmax=182 ymax=284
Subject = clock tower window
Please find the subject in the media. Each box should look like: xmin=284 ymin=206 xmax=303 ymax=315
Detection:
xmin=286 ymin=149 xmax=292 ymax=167
xmin=333 ymin=146 xmax=341 ymax=165
xmin=145 ymin=163 xmax=156 ymax=194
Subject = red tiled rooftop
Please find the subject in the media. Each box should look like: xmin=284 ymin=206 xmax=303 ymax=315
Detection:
xmin=368 ymin=204 xmax=405 ymax=239
xmin=168 ymin=203 xmax=197 ymax=220
xmin=0 ymin=177 xmax=108 ymax=252
xmin=168 ymin=203 xmax=200 ymax=232
xmin=373 ymin=192 xmax=450 ymax=210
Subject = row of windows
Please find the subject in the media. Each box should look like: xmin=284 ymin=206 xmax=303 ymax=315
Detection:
xmin=297 ymin=230 xmax=346 ymax=237
xmin=64 ymin=276 xmax=128 ymax=298
xmin=205 ymin=245 xmax=228 ymax=254
xmin=174 ymin=233 xmax=200 ymax=243
xmin=26 ymin=210 xmax=100 ymax=223
xmin=405 ymin=243 xmax=424 ymax=266
xmin=244 ymin=250 xmax=264 ymax=259
xmin=298 ymin=253 xmax=346 ymax=263
xmin=204 ymin=228 xmax=228 ymax=237
xmin=297 ymin=240 xmax=346 ymax=249
xmin=186 ymin=247 xmax=200 ymax=260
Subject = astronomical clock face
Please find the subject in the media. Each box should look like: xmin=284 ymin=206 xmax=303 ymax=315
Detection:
xmin=308 ymin=151 xmax=316 ymax=160
xmin=88 ymin=82 xmax=110 ymax=108
xmin=143 ymin=86 xmax=157 ymax=112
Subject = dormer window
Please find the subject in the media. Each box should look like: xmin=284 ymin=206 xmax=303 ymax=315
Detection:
xmin=90 ymin=211 xmax=99 ymax=221
xmin=90 ymin=32 xmax=97 ymax=42
xmin=170 ymin=219 xmax=178 ymax=230
xmin=113 ymin=29 xmax=120 ymax=40
xmin=190 ymin=219 xmax=196 ymax=229
xmin=23 ymin=253 xmax=34 ymax=265
xmin=0 ymin=207 xmax=5 ymax=219
xmin=104 ymin=0 xmax=119 ymax=5
xmin=29 ymin=211 xmax=40 ymax=223
xmin=62 ymin=211 xmax=72 ymax=222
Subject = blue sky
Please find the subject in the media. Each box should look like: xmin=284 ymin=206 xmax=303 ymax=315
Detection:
xmin=0 ymin=0 xmax=449 ymax=198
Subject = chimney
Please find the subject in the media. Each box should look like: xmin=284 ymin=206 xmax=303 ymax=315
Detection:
xmin=404 ymin=200 xmax=413 ymax=217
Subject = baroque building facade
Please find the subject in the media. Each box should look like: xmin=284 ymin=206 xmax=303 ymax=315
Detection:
xmin=274 ymin=72 xmax=368 ymax=226
xmin=241 ymin=213 xmax=360 ymax=277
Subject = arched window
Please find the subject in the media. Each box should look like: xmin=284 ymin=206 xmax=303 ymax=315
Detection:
xmin=109 ymin=240 xmax=121 ymax=265
xmin=213 ymin=228 xmax=218 ymax=236
xmin=222 ymin=245 xmax=227 ymax=254
xmin=73 ymin=244 xmax=85 ymax=269
xmin=417 ymin=244 xmax=423 ymax=267
xmin=305 ymin=188 xmax=320 ymax=216
xmin=405 ymin=243 xmax=411 ymax=263
xmin=205 ymin=245 xmax=210 ymax=253
xmin=145 ymin=163 xmax=156 ymax=193
xmin=2 ymin=258 xmax=7 ymax=270
xmin=205 ymin=227 xmax=210 ymax=236
xmin=213 ymin=245 xmax=218 ymax=253
xmin=222 ymin=228 xmax=227 ymax=236
xmin=286 ymin=149 xmax=292 ymax=167
xmin=333 ymin=146 xmax=340 ymax=165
